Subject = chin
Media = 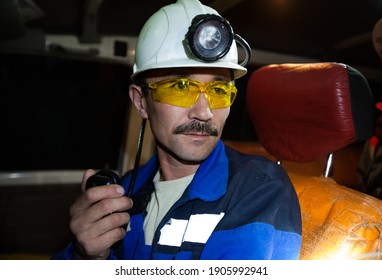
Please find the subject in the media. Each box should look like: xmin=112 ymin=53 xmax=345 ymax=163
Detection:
xmin=176 ymin=147 xmax=215 ymax=164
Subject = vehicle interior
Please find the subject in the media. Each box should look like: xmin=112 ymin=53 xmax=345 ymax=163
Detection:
xmin=0 ymin=0 xmax=382 ymax=259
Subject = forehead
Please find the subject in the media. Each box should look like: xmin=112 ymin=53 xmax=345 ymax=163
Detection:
xmin=137 ymin=67 xmax=234 ymax=83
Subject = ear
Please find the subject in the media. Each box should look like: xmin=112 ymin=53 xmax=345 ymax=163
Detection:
xmin=129 ymin=84 xmax=148 ymax=119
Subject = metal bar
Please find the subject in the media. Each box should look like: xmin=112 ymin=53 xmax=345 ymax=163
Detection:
xmin=323 ymin=153 xmax=334 ymax=177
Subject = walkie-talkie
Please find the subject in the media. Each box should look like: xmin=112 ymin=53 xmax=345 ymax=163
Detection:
xmin=85 ymin=170 xmax=121 ymax=190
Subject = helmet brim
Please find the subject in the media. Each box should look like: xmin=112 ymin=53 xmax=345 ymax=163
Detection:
xmin=132 ymin=59 xmax=247 ymax=81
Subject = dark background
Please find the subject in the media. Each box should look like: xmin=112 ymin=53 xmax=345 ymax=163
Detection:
xmin=1 ymin=0 xmax=382 ymax=258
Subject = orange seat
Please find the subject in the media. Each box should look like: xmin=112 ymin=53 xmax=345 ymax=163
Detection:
xmin=246 ymin=62 xmax=382 ymax=260
xmin=291 ymin=173 xmax=381 ymax=259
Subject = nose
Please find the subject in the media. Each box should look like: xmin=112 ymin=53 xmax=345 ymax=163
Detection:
xmin=188 ymin=92 xmax=213 ymax=121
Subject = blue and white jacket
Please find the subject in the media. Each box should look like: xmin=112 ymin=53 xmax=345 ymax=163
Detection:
xmin=53 ymin=140 xmax=302 ymax=260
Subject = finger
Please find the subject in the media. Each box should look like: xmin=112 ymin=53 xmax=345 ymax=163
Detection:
xmin=69 ymin=186 xmax=131 ymax=238
xmin=87 ymin=196 xmax=132 ymax=222
xmin=93 ymin=211 xmax=131 ymax=235
xmin=73 ymin=184 xmax=126 ymax=214
xmin=78 ymin=226 xmax=127 ymax=257
xmin=74 ymin=211 xmax=130 ymax=257
xmin=81 ymin=169 xmax=96 ymax=192
xmin=76 ymin=210 xmax=130 ymax=241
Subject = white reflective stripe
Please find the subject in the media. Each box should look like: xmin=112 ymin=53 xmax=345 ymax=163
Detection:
xmin=183 ymin=212 xmax=225 ymax=243
xmin=158 ymin=219 xmax=188 ymax=247
xmin=158 ymin=212 xmax=225 ymax=247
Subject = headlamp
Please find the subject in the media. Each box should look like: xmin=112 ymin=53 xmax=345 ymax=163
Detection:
xmin=186 ymin=14 xmax=251 ymax=66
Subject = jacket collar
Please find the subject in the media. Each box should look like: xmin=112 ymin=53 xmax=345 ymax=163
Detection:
xmin=188 ymin=140 xmax=228 ymax=201
xmin=127 ymin=140 xmax=229 ymax=202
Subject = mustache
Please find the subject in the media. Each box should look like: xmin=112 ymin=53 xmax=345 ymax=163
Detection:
xmin=173 ymin=121 xmax=219 ymax=136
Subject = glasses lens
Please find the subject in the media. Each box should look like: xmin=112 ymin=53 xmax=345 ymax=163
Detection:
xmin=150 ymin=79 xmax=199 ymax=107
xmin=148 ymin=78 xmax=237 ymax=109
xmin=207 ymin=81 xmax=237 ymax=109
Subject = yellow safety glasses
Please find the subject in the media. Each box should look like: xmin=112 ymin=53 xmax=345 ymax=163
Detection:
xmin=143 ymin=78 xmax=237 ymax=109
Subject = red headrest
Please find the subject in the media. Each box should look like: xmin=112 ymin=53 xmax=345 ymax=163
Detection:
xmin=246 ymin=63 xmax=375 ymax=163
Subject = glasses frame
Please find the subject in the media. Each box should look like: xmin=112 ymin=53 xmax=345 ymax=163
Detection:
xmin=141 ymin=77 xmax=237 ymax=109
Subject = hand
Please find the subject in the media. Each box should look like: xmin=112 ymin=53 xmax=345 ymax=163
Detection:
xmin=69 ymin=169 xmax=133 ymax=259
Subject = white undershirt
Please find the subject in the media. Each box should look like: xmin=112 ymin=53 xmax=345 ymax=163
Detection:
xmin=143 ymin=171 xmax=194 ymax=245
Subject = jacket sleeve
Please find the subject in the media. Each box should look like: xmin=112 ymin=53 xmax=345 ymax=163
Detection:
xmin=51 ymin=242 xmax=120 ymax=260
xmin=51 ymin=242 xmax=76 ymax=260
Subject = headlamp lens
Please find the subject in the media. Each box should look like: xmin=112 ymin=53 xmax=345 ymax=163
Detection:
xmin=199 ymin=25 xmax=221 ymax=50
xmin=145 ymin=78 xmax=237 ymax=109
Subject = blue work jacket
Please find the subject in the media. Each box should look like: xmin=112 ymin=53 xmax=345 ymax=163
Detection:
xmin=53 ymin=140 xmax=302 ymax=260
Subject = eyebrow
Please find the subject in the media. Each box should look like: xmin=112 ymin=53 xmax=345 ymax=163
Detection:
xmin=177 ymin=74 xmax=231 ymax=82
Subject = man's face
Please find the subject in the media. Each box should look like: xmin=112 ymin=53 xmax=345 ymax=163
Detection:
xmin=138 ymin=68 xmax=232 ymax=165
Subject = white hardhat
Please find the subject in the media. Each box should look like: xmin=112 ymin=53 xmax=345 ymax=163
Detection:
xmin=132 ymin=0 xmax=249 ymax=80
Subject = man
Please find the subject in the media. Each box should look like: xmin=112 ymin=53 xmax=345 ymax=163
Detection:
xmin=53 ymin=0 xmax=302 ymax=260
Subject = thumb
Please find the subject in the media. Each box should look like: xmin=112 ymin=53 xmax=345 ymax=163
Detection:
xmin=80 ymin=169 xmax=96 ymax=192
